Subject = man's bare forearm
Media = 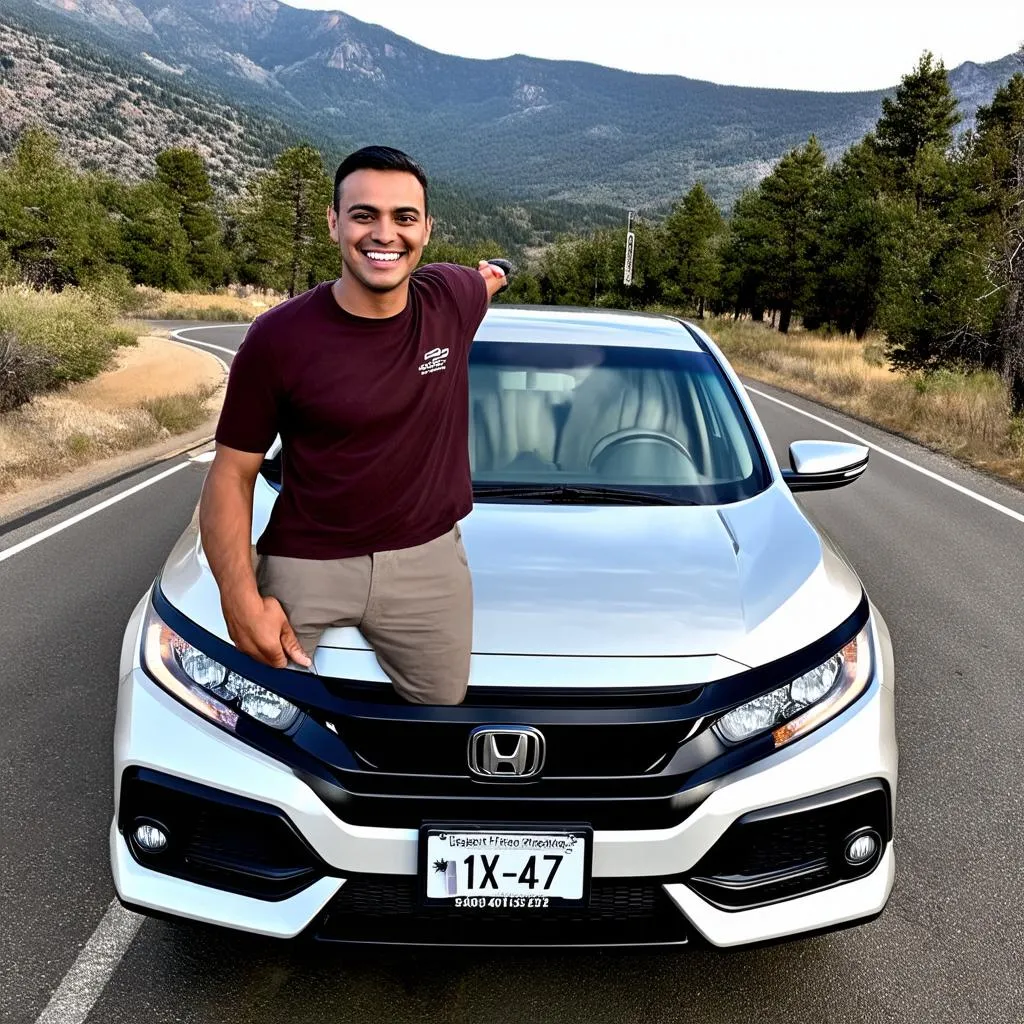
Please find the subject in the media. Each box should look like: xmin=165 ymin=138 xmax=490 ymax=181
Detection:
xmin=199 ymin=462 xmax=261 ymax=610
xmin=197 ymin=450 xmax=310 ymax=668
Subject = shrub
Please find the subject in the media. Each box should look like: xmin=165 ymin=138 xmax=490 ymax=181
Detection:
xmin=82 ymin=267 xmax=150 ymax=315
xmin=0 ymin=286 xmax=136 ymax=393
xmin=0 ymin=330 xmax=57 ymax=413
xmin=1010 ymin=418 xmax=1024 ymax=458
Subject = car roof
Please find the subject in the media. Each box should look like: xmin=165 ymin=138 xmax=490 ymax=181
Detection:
xmin=476 ymin=305 xmax=705 ymax=353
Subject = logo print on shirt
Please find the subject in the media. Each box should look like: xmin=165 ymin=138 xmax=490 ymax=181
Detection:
xmin=419 ymin=347 xmax=450 ymax=375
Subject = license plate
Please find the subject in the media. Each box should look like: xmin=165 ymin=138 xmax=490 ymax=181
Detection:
xmin=420 ymin=826 xmax=591 ymax=908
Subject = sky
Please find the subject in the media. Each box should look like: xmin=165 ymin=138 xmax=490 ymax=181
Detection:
xmin=282 ymin=0 xmax=1020 ymax=92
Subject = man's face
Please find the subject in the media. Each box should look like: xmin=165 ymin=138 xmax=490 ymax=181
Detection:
xmin=328 ymin=168 xmax=433 ymax=294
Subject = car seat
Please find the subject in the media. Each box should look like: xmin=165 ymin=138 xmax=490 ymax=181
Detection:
xmin=469 ymin=369 xmax=572 ymax=473
xmin=556 ymin=368 xmax=702 ymax=482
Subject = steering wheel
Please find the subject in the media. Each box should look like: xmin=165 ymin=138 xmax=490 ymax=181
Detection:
xmin=588 ymin=428 xmax=695 ymax=467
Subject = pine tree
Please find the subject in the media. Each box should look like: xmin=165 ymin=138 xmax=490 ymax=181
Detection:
xmin=874 ymin=52 xmax=960 ymax=203
xmin=663 ymin=183 xmax=724 ymax=317
xmin=972 ymin=73 xmax=1024 ymax=413
xmin=757 ymin=137 xmax=828 ymax=333
xmin=720 ymin=189 xmax=774 ymax=322
xmin=233 ymin=145 xmax=336 ymax=296
xmin=154 ymin=148 xmax=229 ymax=288
xmin=0 ymin=127 xmax=118 ymax=289
xmin=805 ymin=141 xmax=886 ymax=338
xmin=872 ymin=55 xmax=1001 ymax=371
xmin=116 ymin=179 xmax=192 ymax=290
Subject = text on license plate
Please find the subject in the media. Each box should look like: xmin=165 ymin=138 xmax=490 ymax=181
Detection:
xmin=424 ymin=830 xmax=586 ymax=901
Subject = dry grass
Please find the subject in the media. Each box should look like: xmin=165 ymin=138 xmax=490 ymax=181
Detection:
xmin=129 ymin=286 xmax=285 ymax=322
xmin=705 ymin=317 xmax=1024 ymax=486
xmin=0 ymin=384 xmax=218 ymax=494
xmin=141 ymin=385 xmax=220 ymax=433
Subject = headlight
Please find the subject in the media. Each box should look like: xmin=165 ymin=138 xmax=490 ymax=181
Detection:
xmin=141 ymin=603 xmax=301 ymax=732
xmin=713 ymin=624 xmax=872 ymax=748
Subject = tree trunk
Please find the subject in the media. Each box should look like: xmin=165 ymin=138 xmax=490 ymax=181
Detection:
xmin=778 ymin=301 xmax=793 ymax=334
xmin=1000 ymin=281 xmax=1024 ymax=416
xmin=698 ymin=296 xmax=705 ymax=319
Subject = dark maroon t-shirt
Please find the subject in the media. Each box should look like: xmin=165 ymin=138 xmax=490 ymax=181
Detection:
xmin=215 ymin=263 xmax=489 ymax=558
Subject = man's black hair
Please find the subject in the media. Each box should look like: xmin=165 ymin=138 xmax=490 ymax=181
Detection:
xmin=333 ymin=146 xmax=429 ymax=215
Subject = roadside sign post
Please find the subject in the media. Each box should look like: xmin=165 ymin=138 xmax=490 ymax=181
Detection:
xmin=623 ymin=210 xmax=636 ymax=287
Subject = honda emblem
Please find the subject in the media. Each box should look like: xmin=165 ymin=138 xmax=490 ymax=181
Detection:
xmin=467 ymin=726 xmax=545 ymax=779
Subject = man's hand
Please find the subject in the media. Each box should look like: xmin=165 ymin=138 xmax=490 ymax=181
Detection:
xmin=222 ymin=591 xmax=312 ymax=670
xmin=478 ymin=259 xmax=510 ymax=299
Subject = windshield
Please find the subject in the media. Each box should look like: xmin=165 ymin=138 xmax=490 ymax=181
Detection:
xmin=469 ymin=340 xmax=768 ymax=504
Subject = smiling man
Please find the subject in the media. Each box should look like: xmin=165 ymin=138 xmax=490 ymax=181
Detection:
xmin=199 ymin=145 xmax=508 ymax=705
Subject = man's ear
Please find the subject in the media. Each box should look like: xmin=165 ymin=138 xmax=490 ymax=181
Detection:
xmin=423 ymin=214 xmax=433 ymax=247
xmin=327 ymin=204 xmax=339 ymax=244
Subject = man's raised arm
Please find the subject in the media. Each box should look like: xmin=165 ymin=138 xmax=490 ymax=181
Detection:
xmin=477 ymin=259 xmax=511 ymax=300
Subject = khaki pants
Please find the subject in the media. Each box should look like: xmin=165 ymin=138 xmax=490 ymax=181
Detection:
xmin=256 ymin=524 xmax=472 ymax=705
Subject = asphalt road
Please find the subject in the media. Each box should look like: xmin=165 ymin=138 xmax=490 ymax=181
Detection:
xmin=2 ymin=323 xmax=1022 ymax=1024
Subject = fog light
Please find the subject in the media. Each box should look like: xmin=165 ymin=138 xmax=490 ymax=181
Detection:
xmin=844 ymin=831 xmax=879 ymax=865
xmin=133 ymin=823 xmax=168 ymax=852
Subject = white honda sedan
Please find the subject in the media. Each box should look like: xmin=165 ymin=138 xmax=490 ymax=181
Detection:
xmin=111 ymin=306 xmax=897 ymax=948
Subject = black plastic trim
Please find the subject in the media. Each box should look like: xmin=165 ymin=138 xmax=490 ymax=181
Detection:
xmin=782 ymin=461 xmax=868 ymax=493
xmin=728 ymin=778 xmax=893 ymax=842
xmin=118 ymin=767 xmax=331 ymax=901
xmin=684 ymin=779 xmax=893 ymax=911
xmin=307 ymin=872 xmax=689 ymax=947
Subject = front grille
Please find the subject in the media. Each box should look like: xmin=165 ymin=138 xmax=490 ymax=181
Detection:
xmin=722 ymin=816 xmax=831 ymax=877
xmin=687 ymin=780 xmax=891 ymax=909
xmin=313 ymin=877 xmax=689 ymax=946
xmin=287 ymin=684 xmax=723 ymax=828
xmin=119 ymin=768 xmax=324 ymax=900
xmin=336 ymin=718 xmax=696 ymax=778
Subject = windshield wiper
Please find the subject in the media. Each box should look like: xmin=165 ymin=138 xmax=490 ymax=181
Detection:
xmin=472 ymin=483 xmax=696 ymax=506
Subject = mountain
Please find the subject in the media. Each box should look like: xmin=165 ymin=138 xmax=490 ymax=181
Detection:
xmin=0 ymin=8 xmax=623 ymax=248
xmin=3 ymin=0 xmax=1019 ymax=209
xmin=0 ymin=15 xmax=297 ymax=192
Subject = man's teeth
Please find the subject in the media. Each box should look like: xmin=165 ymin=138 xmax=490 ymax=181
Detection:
xmin=366 ymin=252 xmax=401 ymax=262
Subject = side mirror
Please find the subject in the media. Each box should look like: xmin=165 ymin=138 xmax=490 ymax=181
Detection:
xmin=261 ymin=436 xmax=283 ymax=490
xmin=261 ymin=450 xmax=282 ymax=489
xmin=781 ymin=440 xmax=868 ymax=492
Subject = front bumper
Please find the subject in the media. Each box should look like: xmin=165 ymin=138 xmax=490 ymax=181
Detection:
xmin=111 ymin=595 xmax=898 ymax=947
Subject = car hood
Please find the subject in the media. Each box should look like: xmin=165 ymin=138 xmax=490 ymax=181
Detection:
xmin=159 ymin=480 xmax=862 ymax=674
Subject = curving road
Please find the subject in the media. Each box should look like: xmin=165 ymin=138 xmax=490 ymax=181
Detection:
xmin=2 ymin=322 xmax=1022 ymax=1024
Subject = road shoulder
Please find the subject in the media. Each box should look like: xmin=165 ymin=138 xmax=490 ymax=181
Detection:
xmin=0 ymin=334 xmax=225 ymax=527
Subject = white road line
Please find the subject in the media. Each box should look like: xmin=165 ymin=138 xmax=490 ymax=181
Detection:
xmin=169 ymin=328 xmax=240 ymax=359
xmin=169 ymin=322 xmax=247 ymax=332
xmin=0 ymin=461 xmax=191 ymax=564
xmin=746 ymin=385 xmax=1024 ymax=526
xmin=165 ymin=333 xmax=232 ymax=371
xmin=33 ymin=900 xmax=143 ymax=1024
